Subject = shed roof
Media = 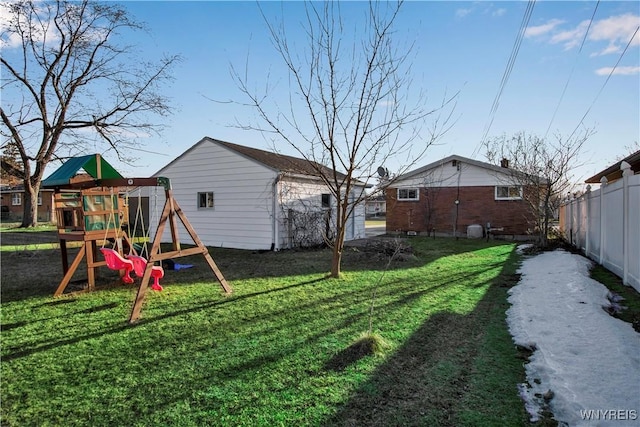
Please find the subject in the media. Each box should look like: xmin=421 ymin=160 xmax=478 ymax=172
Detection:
xmin=157 ymin=137 xmax=369 ymax=186
xmin=42 ymin=155 xmax=123 ymax=188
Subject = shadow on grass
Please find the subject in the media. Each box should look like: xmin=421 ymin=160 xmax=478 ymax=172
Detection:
xmin=323 ymin=247 xmax=529 ymax=427
xmin=324 ymin=336 xmax=383 ymax=372
xmin=1 ymin=238 xmax=532 ymax=426
xmin=1 ymin=249 xmax=515 ymax=366
xmin=0 ymin=276 xmax=328 ymax=362
xmin=0 ymin=234 xmax=514 ymax=304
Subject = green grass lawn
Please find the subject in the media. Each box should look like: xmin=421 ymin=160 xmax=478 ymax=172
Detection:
xmin=1 ymin=234 xmax=531 ymax=426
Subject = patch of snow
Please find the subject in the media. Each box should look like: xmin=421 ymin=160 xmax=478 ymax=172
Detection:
xmin=507 ymin=249 xmax=640 ymax=426
xmin=516 ymin=243 xmax=534 ymax=254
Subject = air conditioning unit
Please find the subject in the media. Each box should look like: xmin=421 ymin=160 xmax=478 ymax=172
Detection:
xmin=407 ymin=231 xmax=417 ymax=236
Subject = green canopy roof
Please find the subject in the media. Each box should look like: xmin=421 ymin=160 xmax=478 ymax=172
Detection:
xmin=42 ymin=154 xmax=123 ymax=188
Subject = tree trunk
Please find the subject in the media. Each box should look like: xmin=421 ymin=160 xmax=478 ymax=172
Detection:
xmin=20 ymin=180 xmax=39 ymax=228
xmin=330 ymin=211 xmax=348 ymax=278
xmin=330 ymin=232 xmax=344 ymax=278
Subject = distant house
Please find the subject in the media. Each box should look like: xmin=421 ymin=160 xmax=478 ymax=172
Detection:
xmin=151 ymin=137 xmax=369 ymax=251
xmin=365 ymin=194 xmax=386 ymax=217
xmin=386 ymin=154 xmax=539 ymax=239
xmin=0 ymin=185 xmax=55 ymax=222
xmin=585 ymin=149 xmax=640 ymax=184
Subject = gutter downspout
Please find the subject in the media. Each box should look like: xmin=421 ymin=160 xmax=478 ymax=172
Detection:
xmin=271 ymin=173 xmax=283 ymax=251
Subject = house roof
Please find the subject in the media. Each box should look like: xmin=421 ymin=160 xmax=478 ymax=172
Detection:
xmin=394 ymin=154 xmax=541 ymax=183
xmin=157 ymin=137 xmax=369 ymax=186
xmin=216 ymin=139 xmax=336 ymax=177
xmin=42 ymin=154 xmax=123 ymax=188
xmin=585 ymin=150 xmax=640 ymax=184
xmin=0 ymin=184 xmax=55 ymax=193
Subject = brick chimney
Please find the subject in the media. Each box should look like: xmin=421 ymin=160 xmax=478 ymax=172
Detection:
xmin=500 ymin=158 xmax=509 ymax=168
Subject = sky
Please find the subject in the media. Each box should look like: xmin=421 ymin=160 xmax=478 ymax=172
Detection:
xmin=508 ymin=247 xmax=640 ymax=426
xmin=3 ymin=1 xmax=640 ymax=184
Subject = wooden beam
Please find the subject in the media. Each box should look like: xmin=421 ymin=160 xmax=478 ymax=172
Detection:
xmin=173 ymin=197 xmax=232 ymax=294
xmin=54 ymin=242 xmax=87 ymax=297
xmin=128 ymin=192 xmax=232 ymax=323
xmin=129 ymin=196 xmax=171 ymax=323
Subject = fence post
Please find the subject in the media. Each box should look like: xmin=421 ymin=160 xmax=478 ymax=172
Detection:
xmin=599 ymin=176 xmax=608 ymax=265
xmin=622 ymin=161 xmax=631 ymax=286
xmin=585 ymin=185 xmax=591 ymax=257
xmin=568 ymin=193 xmax=574 ymax=245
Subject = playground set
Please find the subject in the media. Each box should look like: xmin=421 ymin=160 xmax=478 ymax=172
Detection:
xmin=42 ymin=154 xmax=232 ymax=323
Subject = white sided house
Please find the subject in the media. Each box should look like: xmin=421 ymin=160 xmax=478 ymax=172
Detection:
xmin=149 ymin=137 xmax=367 ymax=250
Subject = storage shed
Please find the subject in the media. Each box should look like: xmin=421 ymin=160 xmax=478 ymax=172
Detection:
xmin=150 ymin=137 xmax=368 ymax=250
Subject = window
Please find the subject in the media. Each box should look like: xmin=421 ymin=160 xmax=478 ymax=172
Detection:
xmin=11 ymin=193 xmax=21 ymax=206
xmin=495 ymin=186 xmax=522 ymax=200
xmin=321 ymin=193 xmax=331 ymax=208
xmin=397 ymin=188 xmax=419 ymax=201
xmin=198 ymin=192 xmax=214 ymax=209
xmin=37 ymin=193 xmax=43 ymax=206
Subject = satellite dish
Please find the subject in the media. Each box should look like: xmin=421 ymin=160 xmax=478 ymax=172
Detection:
xmin=377 ymin=166 xmax=389 ymax=177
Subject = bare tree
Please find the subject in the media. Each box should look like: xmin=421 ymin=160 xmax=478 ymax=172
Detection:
xmin=616 ymin=141 xmax=640 ymax=161
xmin=484 ymin=129 xmax=594 ymax=247
xmin=232 ymin=1 xmax=455 ymax=277
xmin=1 ymin=0 xmax=180 ymax=227
xmin=1 ymin=142 xmax=23 ymax=186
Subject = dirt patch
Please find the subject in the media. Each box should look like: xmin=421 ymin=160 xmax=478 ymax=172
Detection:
xmin=1 ymin=230 xmax=58 ymax=246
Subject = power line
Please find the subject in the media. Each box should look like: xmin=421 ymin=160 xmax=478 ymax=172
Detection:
xmin=567 ymin=25 xmax=640 ymax=141
xmin=474 ymin=0 xmax=536 ymax=157
xmin=544 ymin=1 xmax=600 ymax=139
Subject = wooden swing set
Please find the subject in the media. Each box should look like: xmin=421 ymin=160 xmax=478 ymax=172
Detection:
xmin=43 ymin=154 xmax=232 ymax=323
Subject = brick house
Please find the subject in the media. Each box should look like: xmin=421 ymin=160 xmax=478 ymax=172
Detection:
xmin=386 ymin=155 xmax=539 ymax=239
xmin=0 ymin=185 xmax=56 ymax=222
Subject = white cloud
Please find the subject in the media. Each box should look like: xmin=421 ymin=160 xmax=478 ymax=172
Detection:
xmin=455 ymin=4 xmax=506 ymax=19
xmin=376 ymin=100 xmax=396 ymax=108
xmin=493 ymin=8 xmax=507 ymax=18
xmin=594 ymin=66 xmax=640 ymax=76
xmin=0 ymin=2 xmax=61 ymax=49
xmin=455 ymin=8 xmax=473 ymax=19
xmin=525 ymin=19 xmax=565 ymax=38
xmin=530 ymin=13 xmax=640 ymax=54
xmin=549 ymin=20 xmax=590 ymax=50
xmin=590 ymin=42 xmax=621 ymax=57
xmin=588 ymin=13 xmax=640 ymax=55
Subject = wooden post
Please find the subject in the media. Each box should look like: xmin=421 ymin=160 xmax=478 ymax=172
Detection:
xmin=96 ymin=154 xmax=102 ymax=179
xmin=167 ymin=189 xmax=181 ymax=252
xmin=54 ymin=242 xmax=87 ymax=297
xmin=128 ymin=191 xmax=232 ymax=323
xmin=173 ymin=197 xmax=232 ymax=294
xmin=129 ymin=195 xmax=171 ymax=323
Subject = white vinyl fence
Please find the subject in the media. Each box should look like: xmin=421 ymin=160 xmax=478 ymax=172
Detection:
xmin=559 ymin=161 xmax=639 ymax=292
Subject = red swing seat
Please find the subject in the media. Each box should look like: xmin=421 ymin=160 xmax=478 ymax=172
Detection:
xmin=127 ymin=255 xmax=164 ymax=291
xmin=100 ymin=248 xmax=135 ymax=284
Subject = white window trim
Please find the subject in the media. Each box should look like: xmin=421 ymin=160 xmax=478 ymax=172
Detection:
xmin=495 ymin=185 xmax=523 ymax=200
xmin=397 ymin=188 xmax=419 ymax=201
xmin=197 ymin=191 xmax=214 ymax=209
xmin=12 ymin=193 xmax=21 ymax=206
xmin=38 ymin=193 xmax=43 ymax=206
